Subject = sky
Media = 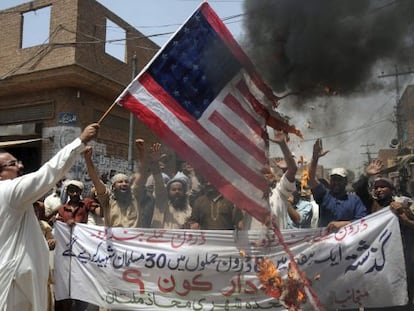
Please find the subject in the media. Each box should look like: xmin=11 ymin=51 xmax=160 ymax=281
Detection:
xmin=0 ymin=0 xmax=246 ymax=47
xmin=1 ymin=0 xmax=412 ymax=176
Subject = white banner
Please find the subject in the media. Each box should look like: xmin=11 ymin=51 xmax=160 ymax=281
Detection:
xmin=54 ymin=208 xmax=407 ymax=310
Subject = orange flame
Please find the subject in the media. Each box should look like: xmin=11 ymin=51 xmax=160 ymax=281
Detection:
xmin=257 ymin=259 xmax=307 ymax=310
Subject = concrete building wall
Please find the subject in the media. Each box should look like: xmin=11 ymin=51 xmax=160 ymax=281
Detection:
xmin=75 ymin=0 xmax=158 ymax=86
xmin=399 ymin=85 xmax=414 ymax=149
xmin=0 ymin=0 xmax=158 ymax=82
xmin=0 ymin=0 xmax=77 ymax=76
xmin=0 ymin=0 xmax=177 ymax=189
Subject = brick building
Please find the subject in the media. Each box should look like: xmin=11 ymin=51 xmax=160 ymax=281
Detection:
xmin=393 ymin=85 xmax=414 ymax=195
xmin=0 ymin=0 xmax=177 ymax=186
xmin=399 ymin=85 xmax=414 ymax=149
xmin=372 ymin=84 xmax=414 ymax=195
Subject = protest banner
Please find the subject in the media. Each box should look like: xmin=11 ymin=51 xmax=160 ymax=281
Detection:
xmin=54 ymin=208 xmax=407 ymax=310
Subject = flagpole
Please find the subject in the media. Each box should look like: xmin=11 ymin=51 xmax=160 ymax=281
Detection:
xmin=97 ymin=101 xmax=117 ymax=124
xmin=127 ymin=54 xmax=138 ymax=172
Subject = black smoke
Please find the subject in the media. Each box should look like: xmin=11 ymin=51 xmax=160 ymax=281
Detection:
xmin=243 ymin=0 xmax=414 ymax=100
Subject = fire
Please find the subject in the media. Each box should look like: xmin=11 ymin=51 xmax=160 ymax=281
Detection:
xmin=257 ymin=258 xmax=283 ymax=299
xmin=301 ymin=165 xmax=310 ymax=195
xmin=297 ymin=289 xmax=306 ymax=301
xmin=257 ymin=259 xmax=308 ymax=310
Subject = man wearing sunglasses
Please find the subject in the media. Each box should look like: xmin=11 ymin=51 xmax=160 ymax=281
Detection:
xmin=0 ymin=159 xmax=24 ymax=177
xmin=0 ymin=123 xmax=99 ymax=311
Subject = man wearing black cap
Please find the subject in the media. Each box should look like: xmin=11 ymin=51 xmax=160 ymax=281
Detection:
xmin=353 ymin=160 xmax=414 ymax=309
xmin=372 ymin=177 xmax=396 ymax=210
xmin=352 ymin=158 xmax=406 ymax=213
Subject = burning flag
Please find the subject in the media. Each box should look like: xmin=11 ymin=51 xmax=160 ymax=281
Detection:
xmin=115 ymin=2 xmax=300 ymax=223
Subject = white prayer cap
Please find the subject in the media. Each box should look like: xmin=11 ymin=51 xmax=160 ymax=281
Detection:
xmin=111 ymin=173 xmax=129 ymax=185
xmin=65 ymin=180 xmax=84 ymax=191
xmin=166 ymin=172 xmax=189 ymax=192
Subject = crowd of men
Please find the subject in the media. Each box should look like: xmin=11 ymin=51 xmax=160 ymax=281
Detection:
xmin=1 ymin=123 xmax=413 ymax=310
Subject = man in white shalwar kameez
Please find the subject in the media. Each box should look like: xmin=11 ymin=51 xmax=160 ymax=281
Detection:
xmin=245 ymin=130 xmax=297 ymax=230
xmin=0 ymin=123 xmax=99 ymax=311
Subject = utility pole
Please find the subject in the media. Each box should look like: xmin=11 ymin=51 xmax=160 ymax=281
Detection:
xmin=378 ymin=65 xmax=414 ymax=150
xmin=128 ymin=53 xmax=137 ymax=173
xmin=361 ymin=143 xmax=375 ymax=166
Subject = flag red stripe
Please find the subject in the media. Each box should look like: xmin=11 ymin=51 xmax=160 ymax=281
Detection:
xmin=236 ymin=79 xmax=303 ymax=137
xmin=223 ymin=93 xmax=266 ymax=138
xmin=200 ymin=3 xmax=302 ymax=139
xmin=208 ymin=110 xmax=266 ymax=165
xmin=121 ymin=92 xmax=270 ymax=223
xmin=137 ymin=73 xmax=267 ymax=188
xmin=236 ymin=79 xmax=269 ymax=120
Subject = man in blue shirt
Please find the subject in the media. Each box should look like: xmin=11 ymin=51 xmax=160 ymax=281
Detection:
xmin=308 ymin=139 xmax=367 ymax=230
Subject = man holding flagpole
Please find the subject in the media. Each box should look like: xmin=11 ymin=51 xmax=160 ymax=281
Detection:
xmin=0 ymin=123 xmax=99 ymax=311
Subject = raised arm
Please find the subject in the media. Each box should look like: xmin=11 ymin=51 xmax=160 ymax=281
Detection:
xmin=7 ymin=123 xmax=99 ymax=206
xmin=353 ymin=158 xmax=384 ymax=210
xmin=309 ymin=138 xmax=329 ymax=188
xmin=366 ymin=158 xmax=384 ymax=176
xmin=131 ymin=139 xmax=150 ymax=194
xmin=271 ymin=130 xmax=297 ymax=182
xmin=84 ymin=146 xmax=106 ymax=195
xmin=148 ymin=143 xmax=168 ymax=201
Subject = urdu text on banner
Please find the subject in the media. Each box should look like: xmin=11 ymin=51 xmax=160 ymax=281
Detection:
xmin=54 ymin=208 xmax=407 ymax=310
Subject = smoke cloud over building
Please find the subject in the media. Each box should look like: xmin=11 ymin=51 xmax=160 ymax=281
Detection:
xmin=241 ymin=0 xmax=414 ymax=171
xmin=242 ymin=0 xmax=414 ymax=100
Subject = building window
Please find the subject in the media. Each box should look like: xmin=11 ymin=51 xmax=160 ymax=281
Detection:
xmin=105 ymin=18 xmax=127 ymax=62
xmin=0 ymin=102 xmax=54 ymax=124
xmin=21 ymin=6 xmax=51 ymax=48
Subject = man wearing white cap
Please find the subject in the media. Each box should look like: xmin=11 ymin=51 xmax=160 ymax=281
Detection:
xmin=309 ymin=139 xmax=366 ymax=230
xmin=54 ymin=179 xmax=101 ymax=310
xmin=84 ymin=139 xmax=154 ymax=228
xmin=151 ymin=171 xmax=192 ymax=229
xmin=54 ymin=180 xmax=100 ymax=225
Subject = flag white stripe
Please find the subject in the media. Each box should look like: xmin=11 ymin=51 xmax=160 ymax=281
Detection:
xmin=199 ymin=104 xmax=266 ymax=171
xmin=198 ymin=73 xmax=268 ymax=169
xmin=241 ymin=72 xmax=275 ymax=112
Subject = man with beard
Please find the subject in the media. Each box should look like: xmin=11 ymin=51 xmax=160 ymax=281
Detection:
xmin=0 ymin=123 xmax=99 ymax=311
xmin=309 ymin=138 xmax=366 ymax=230
xmin=84 ymin=139 xmax=154 ymax=228
xmin=353 ymin=163 xmax=414 ymax=309
xmin=151 ymin=171 xmax=192 ymax=229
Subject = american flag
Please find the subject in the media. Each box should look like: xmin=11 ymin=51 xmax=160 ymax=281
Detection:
xmin=116 ymin=3 xmax=300 ymax=224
